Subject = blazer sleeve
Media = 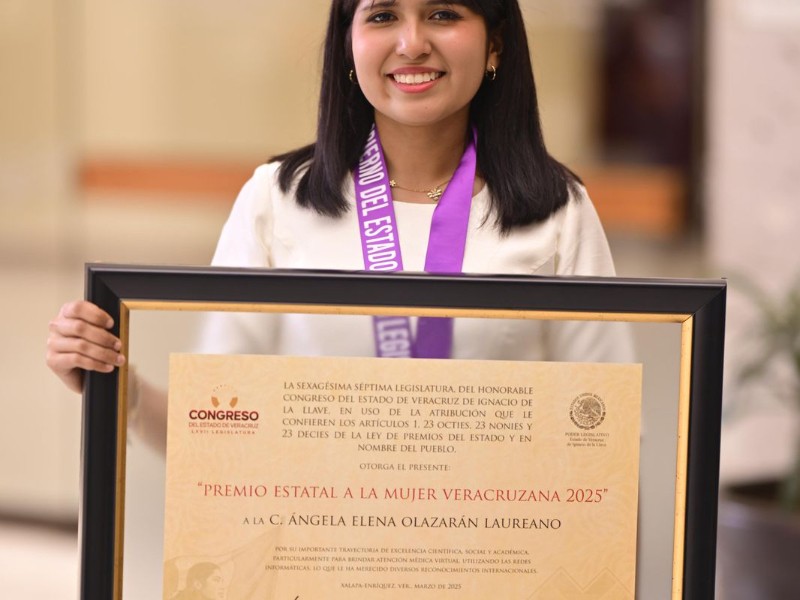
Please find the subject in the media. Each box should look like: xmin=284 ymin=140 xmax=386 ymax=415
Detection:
xmin=546 ymin=187 xmax=637 ymax=364
xmin=194 ymin=164 xmax=281 ymax=355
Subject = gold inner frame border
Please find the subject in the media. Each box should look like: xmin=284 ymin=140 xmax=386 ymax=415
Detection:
xmin=113 ymin=299 xmax=694 ymax=600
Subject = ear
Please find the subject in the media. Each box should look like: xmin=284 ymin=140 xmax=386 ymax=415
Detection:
xmin=487 ymin=30 xmax=503 ymax=70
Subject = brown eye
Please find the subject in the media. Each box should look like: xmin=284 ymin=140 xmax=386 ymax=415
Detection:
xmin=367 ymin=11 xmax=395 ymax=24
xmin=430 ymin=10 xmax=461 ymax=22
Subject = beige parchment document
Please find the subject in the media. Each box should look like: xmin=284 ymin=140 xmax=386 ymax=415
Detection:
xmin=163 ymin=355 xmax=642 ymax=599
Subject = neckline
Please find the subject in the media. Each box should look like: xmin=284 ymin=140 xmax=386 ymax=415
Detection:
xmin=346 ymin=174 xmax=488 ymax=208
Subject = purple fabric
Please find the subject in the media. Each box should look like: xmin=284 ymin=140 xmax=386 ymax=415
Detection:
xmin=354 ymin=125 xmax=476 ymax=358
xmin=416 ymin=136 xmax=476 ymax=357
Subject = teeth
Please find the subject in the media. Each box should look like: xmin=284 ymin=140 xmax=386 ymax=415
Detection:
xmin=393 ymin=72 xmax=441 ymax=85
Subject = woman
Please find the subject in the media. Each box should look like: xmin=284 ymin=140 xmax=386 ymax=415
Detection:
xmin=47 ymin=0 xmax=631 ymax=397
xmin=171 ymin=562 xmax=226 ymax=600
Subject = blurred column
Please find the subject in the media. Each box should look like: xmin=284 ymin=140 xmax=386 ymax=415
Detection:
xmin=706 ymin=0 xmax=800 ymax=485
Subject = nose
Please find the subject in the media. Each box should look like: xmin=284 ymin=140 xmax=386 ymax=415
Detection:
xmin=395 ymin=20 xmax=431 ymax=59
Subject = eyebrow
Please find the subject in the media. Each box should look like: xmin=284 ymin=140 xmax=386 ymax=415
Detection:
xmin=361 ymin=1 xmax=462 ymax=12
xmin=362 ymin=0 xmax=395 ymax=9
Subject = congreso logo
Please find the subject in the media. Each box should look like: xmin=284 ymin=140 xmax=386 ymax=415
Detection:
xmin=187 ymin=384 xmax=260 ymax=435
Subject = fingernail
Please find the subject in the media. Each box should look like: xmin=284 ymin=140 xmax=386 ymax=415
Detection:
xmin=106 ymin=319 xmax=114 ymax=329
xmin=114 ymin=340 xmax=122 ymax=351
xmin=116 ymin=354 xmax=126 ymax=365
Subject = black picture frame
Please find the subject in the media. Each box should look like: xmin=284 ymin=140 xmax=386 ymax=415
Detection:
xmin=81 ymin=264 xmax=726 ymax=599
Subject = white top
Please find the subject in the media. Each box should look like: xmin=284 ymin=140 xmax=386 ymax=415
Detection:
xmin=197 ymin=162 xmax=634 ymax=363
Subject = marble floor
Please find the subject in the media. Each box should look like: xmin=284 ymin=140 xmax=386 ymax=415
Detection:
xmin=0 ymin=520 xmax=78 ymax=599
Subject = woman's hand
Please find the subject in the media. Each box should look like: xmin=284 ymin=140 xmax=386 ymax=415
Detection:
xmin=46 ymin=300 xmax=125 ymax=394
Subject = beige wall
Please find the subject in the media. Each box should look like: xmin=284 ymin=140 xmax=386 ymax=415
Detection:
xmin=80 ymin=0 xmax=324 ymax=159
xmin=0 ymin=0 xmax=79 ymax=520
xmin=0 ymin=0 xmax=68 ymax=222
xmin=76 ymin=0 xmax=602 ymax=162
xmin=525 ymin=2 xmax=604 ymax=164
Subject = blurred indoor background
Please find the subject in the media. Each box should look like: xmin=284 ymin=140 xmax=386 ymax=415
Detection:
xmin=1 ymin=0 xmax=798 ymax=598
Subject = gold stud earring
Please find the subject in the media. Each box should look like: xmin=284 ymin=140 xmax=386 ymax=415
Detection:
xmin=486 ymin=65 xmax=497 ymax=81
xmin=349 ymin=69 xmax=357 ymax=84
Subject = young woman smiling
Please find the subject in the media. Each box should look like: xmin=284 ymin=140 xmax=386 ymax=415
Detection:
xmin=347 ymin=0 xmax=499 ymax=205
xmin=47 ymin=0 xmax=632 ymax=411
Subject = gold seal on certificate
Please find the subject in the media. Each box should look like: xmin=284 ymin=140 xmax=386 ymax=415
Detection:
xmin=163 ymin=355 xmax=642 ymax=599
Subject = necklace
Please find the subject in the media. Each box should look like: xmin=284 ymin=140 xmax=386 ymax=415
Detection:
xmin=388 ymin=178 xmax=450 ymax=202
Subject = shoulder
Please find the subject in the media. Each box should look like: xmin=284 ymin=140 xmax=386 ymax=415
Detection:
xmin=228 ymin=160 xmax=299 ymax=218
xmin=553 ymin=184 xmax=616 ymax=276
xmin=244 ymin=161 xmax=283 ymax=197
xmin=559 ymin=183 xmax=601 ymax=224
xmin=210 ymin=162 xmax=285 ymax=268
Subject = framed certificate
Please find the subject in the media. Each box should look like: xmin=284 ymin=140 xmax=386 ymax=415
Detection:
xmin=80 ymin=265 xmax=726 ymax=599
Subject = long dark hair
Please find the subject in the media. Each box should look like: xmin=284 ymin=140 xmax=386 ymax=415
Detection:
xmin=273 ymin=0 xmax=579 ymax=232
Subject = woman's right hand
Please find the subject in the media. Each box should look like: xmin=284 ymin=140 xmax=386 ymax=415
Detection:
xmin=46 ymin=300 xmax=125 ymax=394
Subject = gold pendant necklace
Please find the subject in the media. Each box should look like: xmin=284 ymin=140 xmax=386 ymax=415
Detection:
xmin=389 ymin=179 xmax=449 ymax=202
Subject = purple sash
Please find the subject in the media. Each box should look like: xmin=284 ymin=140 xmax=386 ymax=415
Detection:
xmin=354 ymin=126 xmax=476 ymax=358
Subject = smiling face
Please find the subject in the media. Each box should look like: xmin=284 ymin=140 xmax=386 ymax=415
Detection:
xmin=351 ymin=0 xmax=499 ymax=132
